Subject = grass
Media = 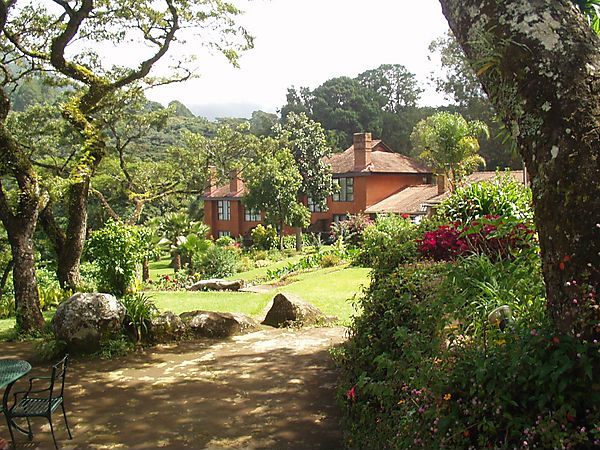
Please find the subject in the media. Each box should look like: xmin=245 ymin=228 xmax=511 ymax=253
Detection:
xmin=0 ymin=260 xmax=371 ymax=342
xmin=0 ymin=309 xmax=56 ymax=341
xmin=148 ymin=258 xmax=175 ymax=280
xmin=149 ymin=265 xmax=370 ymax=324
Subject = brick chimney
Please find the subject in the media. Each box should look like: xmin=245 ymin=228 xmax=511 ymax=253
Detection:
xmin=437 ymin=173 xmax=448 ymax=195
xmin=229 ymin=168 xmax=243 ymax=194
xmin=353 ymin=132 xmax=372 ymax=169
xmin=204 ymin=166 xmax=217 ymax=196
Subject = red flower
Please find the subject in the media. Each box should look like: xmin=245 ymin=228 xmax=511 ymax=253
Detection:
xmin=401 ymin=213 xmax=410 ymax=219
xmin=346 ymin=385 xmax=357 ymax=401
xmin=552 ymin=336 xmax=560 ymax=344
xmin=566 ymin=413 xmax=575 ymax=422
xmin=559 ymin=262 xmax=565 ymax=271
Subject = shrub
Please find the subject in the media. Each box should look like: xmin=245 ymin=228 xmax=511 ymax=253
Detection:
xmin=152 ymin=271 xmax=197 ymax=291
xmin=36 ymin=266 xmax=69 ymax=310
xmin=336 ymin=253 xmax=598 ymax=449
xmin=193 ymin=244 xmax=241 ymax=278
xmin=251 ymin=224 xmax=278 ymax=250
xmin=437 ymin=172 xmax=533 ymax=223
xmin=87 ymin=220 xmax=147 ymax=296
xmin=215 ymin=235 xmax=235 ymax=247
xmin=357 ymin=214 xmax=418 ymax=270
xmin=418 ymin=216 xmax=537 ymax=262
xmin=418 ymin=224 xmax=468 ymax=261
xmin=319 ymin=253 xmax=341 ymax=268
xmin=330 ymin=213 xmax=373 ymax=246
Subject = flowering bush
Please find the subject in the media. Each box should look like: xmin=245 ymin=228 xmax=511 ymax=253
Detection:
xmin=152 ymin=272 xmax=197 ymax=291
xmin=418 ymin=224 xmax=467 ymax=261
xmin=336 ymin=255 xmax=598 ymax=449
xmin=330 ymin=213 xmax=373 ymax=246
xmin=418 ymin=215 xmax=536 ymax=261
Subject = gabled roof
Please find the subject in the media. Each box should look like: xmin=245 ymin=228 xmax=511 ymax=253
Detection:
xmin=324 ymin=141 xmax=432 ymax=175
xmin=365 ymin=184 xmax=439 ymax=215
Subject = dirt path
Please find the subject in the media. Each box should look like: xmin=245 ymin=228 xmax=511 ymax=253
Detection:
xmin=2 ymin=327 xmax=347 ymax=450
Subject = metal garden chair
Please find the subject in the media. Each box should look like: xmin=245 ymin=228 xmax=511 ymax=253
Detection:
xmin=6 ymin=355 xmax=72 ymax=449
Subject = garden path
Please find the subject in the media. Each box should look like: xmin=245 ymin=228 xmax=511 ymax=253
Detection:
xmin=2 ymin=326 xmax=346 ymax=449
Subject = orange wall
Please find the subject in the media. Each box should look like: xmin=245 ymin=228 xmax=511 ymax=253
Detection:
xmin=365 ymin=173 xmax=431 ymax=206
xmin=204 ymin=199 xmax=262 ymax=238
xmin=204 ymin=172 xmax=432 ymax=238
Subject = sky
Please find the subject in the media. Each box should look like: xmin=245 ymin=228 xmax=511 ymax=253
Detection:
xmin=146 ymin=0 xmax=452 ymax=117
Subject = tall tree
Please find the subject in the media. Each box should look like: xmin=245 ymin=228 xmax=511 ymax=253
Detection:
xmin=411 ymin=111 xmax=488 ymax=188
xmin=243 ymin=138 xmax=310 ymax=250
xmin=276 ymin=112 xmax=334 ymax=208
xmin=281 ymin=77 xmax=384 ymax=150
xmin=356 ymin=64 xmax=423 ymax=113
xmin=0 ymin=0 xmax=251 ymax=331
xmin=438 ymin=0 xmax=600 ymax=338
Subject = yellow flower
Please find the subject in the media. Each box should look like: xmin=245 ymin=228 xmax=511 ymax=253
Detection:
xmin=496 ymin=339 xmax=506 ymax=346
xmin=443 ymin=393 xmax=452 ymax=401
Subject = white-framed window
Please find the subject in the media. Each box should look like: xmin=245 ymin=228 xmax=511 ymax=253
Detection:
xmin=217 ymin=200 xmax=230 ymax=221
xmin=217 ymin=231 xmax=231 ymax=238
xmin=307 ymin=197 xmax=327 ymax=213
xmin=332 ymin=214 xmax=349 ymax=224
xmin=333 ymin=177 xmax=354 ymax=202
xmin=244 ymin=207 xmax=261 ymax=222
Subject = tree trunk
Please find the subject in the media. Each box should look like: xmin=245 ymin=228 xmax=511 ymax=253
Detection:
xmin=40 ymin=182 xmax=89 ymax=290
xmin=0 ymin=258 xmax=13 ymax=302
xmin=438 ymin=0 xmax=600 ymax=338
xmin=0 ymin=106 xmax=45 ymax=333
xmin=142 ymin=258 xmax=150 ymax=282
xmin=295 ymin=228 xmax=303 ymax=251
xmin=171 ymin=251 xmax=181 ymax=272
xmin=279 ymin=221 xmax=285 ymax=251
xmin=9 ymin=234 xmax=44 ymax=331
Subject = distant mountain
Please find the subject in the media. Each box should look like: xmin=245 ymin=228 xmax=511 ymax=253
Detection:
xmin=188 ymin=102 xmax=273 ymax=120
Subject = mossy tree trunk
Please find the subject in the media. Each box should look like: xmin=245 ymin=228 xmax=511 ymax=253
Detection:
xmin=439 ymin=0 xmax=600 ymax=338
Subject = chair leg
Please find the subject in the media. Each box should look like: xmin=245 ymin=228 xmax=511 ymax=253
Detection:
xmin=6 ymin=416 xmax=16 ymax=450
xmin=26 ymin=417 xmax=32 ymax=440
xmin=48 ymin=418 xmax=59 ymax=450
xmin=61 ymin=404 xmax=72 ymax=439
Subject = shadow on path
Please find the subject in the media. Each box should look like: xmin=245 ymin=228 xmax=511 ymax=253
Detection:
xmin=1 ymin=327 xmax=347 ymax=449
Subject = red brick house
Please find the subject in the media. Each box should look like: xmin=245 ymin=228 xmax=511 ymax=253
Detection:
xmin=202 ymin=132 xmax=433 ymax=238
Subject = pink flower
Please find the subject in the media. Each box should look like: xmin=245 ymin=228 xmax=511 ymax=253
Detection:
xmin=346 ymin=385 xmax=357 ymax=401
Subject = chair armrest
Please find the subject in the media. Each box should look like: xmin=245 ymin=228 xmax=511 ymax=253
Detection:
xmin=27 ymin=376 xmax=52 ymax=392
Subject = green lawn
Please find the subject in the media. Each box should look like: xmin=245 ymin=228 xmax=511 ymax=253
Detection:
xmin=0 ymin=265 xmax=370 ymax=341
xmin=150 ymin=265 xmax=370 ymax=324
xmin=148 ymin=258 xmax=175 ymax=280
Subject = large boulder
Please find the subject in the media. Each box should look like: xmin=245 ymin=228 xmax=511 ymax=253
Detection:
xmin=262 ymin=293 xmax=332 ymax=328
xmin=188 ymin=279 xmax=245 ymax=291
xmin=52 ymin=292 xmax=125 ymax=352
xmin=180 ymin=310 xmax=259 ymax=338
xmin=148 ymin=311 xmax=187 ymax=343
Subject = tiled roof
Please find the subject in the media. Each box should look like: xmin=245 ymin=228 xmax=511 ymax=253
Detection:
xmin=365 ymin=170 xmax=527 ymax=214
xmin=203 ymin=184 xmax=244 ymax=199
xmin=324 ymin=141 xmax=432 ymax=175
xmin=466 ymin=170 xmax=524 ymax=183
xmin=365 ymin=185 xmax=439 ymax=214
xmin=424 ymin=170 xmax=526 ymax=205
